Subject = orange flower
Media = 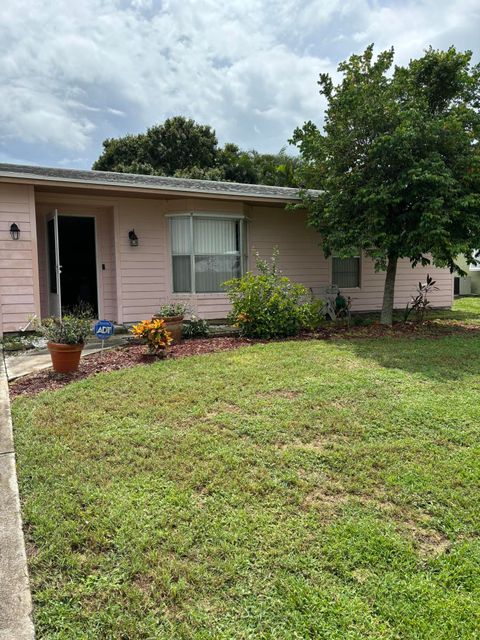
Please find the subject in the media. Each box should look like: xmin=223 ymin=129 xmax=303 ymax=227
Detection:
xmin=131 ymin=318 xmax=173 ymax=354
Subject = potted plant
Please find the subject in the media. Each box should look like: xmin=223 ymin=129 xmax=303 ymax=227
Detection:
xmin=153 ymin=302 xmax=188 ymax=344
xmin=40 ymin=311 xmax=92 ymax=373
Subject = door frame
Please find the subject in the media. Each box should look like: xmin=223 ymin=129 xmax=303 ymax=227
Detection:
xmin=46 ymin=210 xmax=61 ymax=317
xmin=45 ymin=212 xmax=102 ymax=319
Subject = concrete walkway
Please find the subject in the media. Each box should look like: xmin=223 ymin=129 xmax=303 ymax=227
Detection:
xmin=0 ymin=350 xmax=35 ymax=639
xmin=5 ymin=336 xmax=129 ymax=381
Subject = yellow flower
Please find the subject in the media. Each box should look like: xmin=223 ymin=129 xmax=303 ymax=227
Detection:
xmin=131 ymin=318 xmax=173 ymax=353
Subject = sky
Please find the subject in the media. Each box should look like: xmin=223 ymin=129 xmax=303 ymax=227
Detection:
xmin=0 ymin=0 xmax=479 ymax=169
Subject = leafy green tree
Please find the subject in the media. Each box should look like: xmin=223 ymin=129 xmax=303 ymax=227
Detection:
xmin=250 ymin=148 xmax=300 ymax=187
xmin=93 ymin=117 xmax=299 ymax=186
xmin=173 ymin=165 xmax=226 ymax=181
xmin=93 ymin=133 xmax=152 ymax=173
xmin=292 ymin=46 xmax=480 ymax=324
xmin=217 ymin=143 xmax=258 ymax=184
xmin=145 ymin=116 xmax=218 ymax=174
xmin=93 ymin=116 xmax=217 ymax=175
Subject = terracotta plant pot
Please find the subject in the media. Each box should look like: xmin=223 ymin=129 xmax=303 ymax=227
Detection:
xmin=153 ymin=314 xmax=184 ymax=344
xmin=47 ymin=342 xmax=84 ymax=373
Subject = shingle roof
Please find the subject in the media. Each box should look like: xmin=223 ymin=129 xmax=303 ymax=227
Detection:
xmin=0 ymin=163 xmax=312 ymax=202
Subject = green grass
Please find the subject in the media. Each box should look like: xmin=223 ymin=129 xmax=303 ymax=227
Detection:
xmin=429 ymin=296 xmax=480 ymax=323
xmin=12 ymin=299 xmax=480 ymax=639
xmin=372 ymin=295 xmax=480 ymax=325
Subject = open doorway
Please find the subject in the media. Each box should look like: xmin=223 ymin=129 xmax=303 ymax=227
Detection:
xmin=47 ymin=215 xmax=99 ymax=316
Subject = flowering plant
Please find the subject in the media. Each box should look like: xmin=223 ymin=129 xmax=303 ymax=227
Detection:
xmin=130 ymin=318 xmax=173 ymax=354
xmin=157 ymin=302 xmax=188 ymax=318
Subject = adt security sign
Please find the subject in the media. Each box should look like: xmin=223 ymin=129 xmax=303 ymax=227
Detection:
xmin=94 ymin=319 xmax=115 ymax=341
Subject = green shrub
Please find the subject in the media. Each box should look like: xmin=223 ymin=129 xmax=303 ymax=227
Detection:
xmin=34 ymin=304 xmax=93 ymax=345
xmin=300 ymin=297 xmax=327 ymax=331
xmin=182 ymin=315 xmax=210 ymax=339
xmin=224 ymin=250 xmax=319 ymax=338
xmin=39 ymin=314 xmax=92 ymax=344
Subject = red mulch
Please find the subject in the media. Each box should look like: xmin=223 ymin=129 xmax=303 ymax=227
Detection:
xmin=9 ymin=321 xmax=480 ymax=399
xmin=9 ymin=337 xmax=256 ymax=399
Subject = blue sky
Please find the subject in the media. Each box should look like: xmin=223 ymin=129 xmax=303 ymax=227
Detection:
xmin=1 ymin=0 xmax=478 ymax=169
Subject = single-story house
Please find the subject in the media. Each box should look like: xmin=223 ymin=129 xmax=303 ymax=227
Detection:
xmin=0 ymin=163 xmax=453 ymax=335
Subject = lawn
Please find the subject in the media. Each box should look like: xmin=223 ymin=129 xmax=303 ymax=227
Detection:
xmin=12 ymin=300 xmax=480 ymax=639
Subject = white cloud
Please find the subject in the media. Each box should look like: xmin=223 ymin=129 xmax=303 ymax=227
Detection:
xmin=0 ymin=0 xmax=478 ymax=166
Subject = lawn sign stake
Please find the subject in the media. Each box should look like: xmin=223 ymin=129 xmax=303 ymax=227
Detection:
xmin=94 ymin=319 xmax=115 ymax=356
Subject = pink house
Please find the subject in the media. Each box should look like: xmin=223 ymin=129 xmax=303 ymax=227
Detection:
xmin=0 ymin=163 xmax=453 ymax=335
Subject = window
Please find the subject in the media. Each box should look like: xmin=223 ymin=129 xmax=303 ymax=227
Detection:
xmin=170 ymin=216 xmax=247 ymax=293
xmin=332 ymin=255 xmax=360 ymax=288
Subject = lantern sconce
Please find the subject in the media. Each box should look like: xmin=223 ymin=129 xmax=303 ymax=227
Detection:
xmin=128 ymin=229 xmax=139 ymax=247
xmin=10 ymin=223 xmax=20 ymax=240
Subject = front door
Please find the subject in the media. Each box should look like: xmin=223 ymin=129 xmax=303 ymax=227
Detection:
xmin=47 ymin=214 xmax=99 ymax=316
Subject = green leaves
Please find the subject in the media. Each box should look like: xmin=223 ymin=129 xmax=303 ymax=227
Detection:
xmin=92 ymin=116 xmax=301 ymax=186
xmin=223 ymin=251 xmax=318 ymax=339
xmin=293 ymin=45 xmax=480 ymax=321
xmin=40 ymin=315 xmax=92 ymax=345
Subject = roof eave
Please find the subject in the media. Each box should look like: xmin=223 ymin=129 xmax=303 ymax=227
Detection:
xmin=0 ymin=172 xmax=300 ymax=205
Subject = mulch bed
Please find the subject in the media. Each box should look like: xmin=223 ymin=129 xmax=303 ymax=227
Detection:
xmin=9 ymin=337 xmax=255 ymax=399
xmin=9 ymin=321 xmax=480 ymax=399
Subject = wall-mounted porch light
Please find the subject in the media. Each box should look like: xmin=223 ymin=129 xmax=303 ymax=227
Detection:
xmin=10 ymin=223 xmax=20 ymax=240
xmin=128 ymin=229 xmax=139 ymax=246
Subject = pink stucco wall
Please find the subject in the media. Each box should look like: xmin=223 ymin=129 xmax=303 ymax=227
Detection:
xmin=0 ymin=184 xmax=453 ymax=333
xmin=111 ymin=194 xmax=453 ymax=322
xmin=0 ymin=183 xmax=40 ymax=334
xmin=250 ymin=204 xmax=453 ymax=311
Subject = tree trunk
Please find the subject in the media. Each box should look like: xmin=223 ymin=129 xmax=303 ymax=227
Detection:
xmin=380 ymin=253 xmax=398 ymax=325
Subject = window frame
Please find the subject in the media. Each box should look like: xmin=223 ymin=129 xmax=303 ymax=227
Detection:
xmin=330 ymin=253 xmax=362 ymax=289
xmin=168 ymin=212 xmax=248 ymax=294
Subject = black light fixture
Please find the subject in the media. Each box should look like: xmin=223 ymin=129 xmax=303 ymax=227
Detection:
xmin=10 ymin=222 xmax=20 ymax=240
xmin=128 ymin=229 xmax=139 ymax=247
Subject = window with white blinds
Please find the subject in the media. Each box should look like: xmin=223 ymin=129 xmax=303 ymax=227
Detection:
xmin=332 ymin=255 xmax=361 ymax=288
xmin=170 ymin=216 xmax=246 ymax=293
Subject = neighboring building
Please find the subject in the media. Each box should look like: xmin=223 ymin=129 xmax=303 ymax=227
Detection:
xmin=454 ymin=252 xmax=480 ymax=295
xmin=0 ymin=163 xmax=453 ymax=335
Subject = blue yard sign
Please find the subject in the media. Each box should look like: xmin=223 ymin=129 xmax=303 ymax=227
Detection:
xmin=94 ymin=319 xmax=115 ymax=341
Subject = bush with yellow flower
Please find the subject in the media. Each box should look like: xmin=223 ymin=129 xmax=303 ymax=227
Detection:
xmin=130 ymin=318 xmax=173 ymax=355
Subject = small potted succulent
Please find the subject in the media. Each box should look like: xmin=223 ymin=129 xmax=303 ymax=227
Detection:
xmin=154 ymin=302 xmax=188 ymax=344
xmin=40 ymin=311 xmax=92 ymax=373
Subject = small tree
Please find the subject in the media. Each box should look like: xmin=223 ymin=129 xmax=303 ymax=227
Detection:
xmin=292 ymin=46 xmax=480 ymax=324
xmin=403 ymin=275 xmax=439 ymax=323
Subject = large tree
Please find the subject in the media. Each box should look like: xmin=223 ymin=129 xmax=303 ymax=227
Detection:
xmin=93 ymin=116 xmax=299 ymax=186
xmin=292 ymin=46 xmax=480 ymax=324
xmin=93 ymin=116 xmax=218 ymax=176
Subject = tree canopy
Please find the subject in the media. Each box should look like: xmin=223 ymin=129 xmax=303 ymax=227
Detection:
xmin=292 ymin=45 xmax=480 ymax=324
xmin=93 ymin=116 xmax=299 ymax=187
